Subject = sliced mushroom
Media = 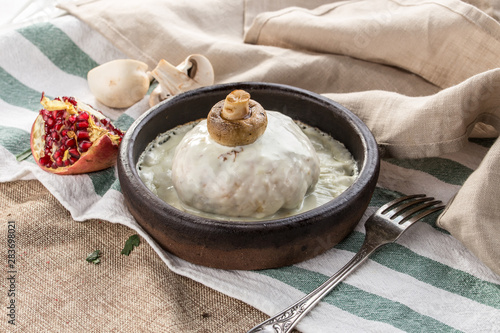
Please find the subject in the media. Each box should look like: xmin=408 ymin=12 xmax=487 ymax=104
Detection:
xmin=149 ymin=54 xmax=215 ymax=107
xmin=87 ymin=59 xmax=151 ymax=109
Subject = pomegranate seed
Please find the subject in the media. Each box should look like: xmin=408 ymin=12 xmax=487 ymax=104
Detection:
xmin=55 ymin=121 xmax=63 ymax=131
xmin=55 ymin=157 xmax=64 ymax=167
xmin=63 ymin=96 xmax=77 ymax=106
xmin=76 ymin=130 xmax=90 ymax=140
xmin=64 ymin=160 xmax=70 ymax=167
xmin=52 ymin=110 xmax=63 ymax=118
xmin=61 ymin=129 xmax=68 ymax=137
xmin=53 ymin=150 xmax=62 ymax=159
xmin=51 ymin=131 xmax=60 ymax=141
xmin=65 ymin=138 xmax=76 ymax=147
xmin=46 ymin=118 xmax=55 ymax=127
xmin=68 ymin=148 xmax=80 ymax=158
xmin=69 ymin=156 xmax=79 ymax=164
xmin=77 ymin=112 xmax=89 ymax=121
xmin=39 ymin=155 xmax=51 ymax=166
xmin=79 ymin=141 xmax=93 ymax=152
xmin=67 ymin=115 xmax=76 ymax=125
xmin=100 ymin=118 xmax=108 ymax=126
xmin=76 ymin=121 xmax=89 ymax=129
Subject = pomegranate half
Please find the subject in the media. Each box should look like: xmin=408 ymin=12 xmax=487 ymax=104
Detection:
xmin=30 ymin=94 xmax=125 ymax=175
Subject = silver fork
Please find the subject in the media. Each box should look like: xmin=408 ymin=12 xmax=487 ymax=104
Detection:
xmin=247 ymin=194 xmax=445 ymax=333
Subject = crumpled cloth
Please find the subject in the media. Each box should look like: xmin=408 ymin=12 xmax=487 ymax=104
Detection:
xmin=1 ymin=0 xmax=499 ymax=331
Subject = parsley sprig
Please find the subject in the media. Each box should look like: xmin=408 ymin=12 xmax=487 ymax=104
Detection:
xmin=86 ymin=250 xmax=101 ymax=264
xmin=121 ymin=234 xmax=140 ymax=256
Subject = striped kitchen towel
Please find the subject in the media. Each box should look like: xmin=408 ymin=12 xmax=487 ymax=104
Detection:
xmin=0 ymin=12 xmax=499 ymax=333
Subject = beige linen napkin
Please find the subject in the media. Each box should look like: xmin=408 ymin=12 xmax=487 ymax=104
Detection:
xmin=244 ymin=0 xmax=500 ymax=89
xmin=326 ymin=70 xmax=500 ymax=274
xmin=438 ymin=138 xmax=500 ymax=276
xmin=59 ymin=0 xmax=500 ymax=274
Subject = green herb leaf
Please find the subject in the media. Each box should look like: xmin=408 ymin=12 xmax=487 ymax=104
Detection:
xmin=121 ymin=234 xmax=140 ymax=256
xmin=86 ymin=250 xmax=101 ymax=264
xmin=16 ymin=147 xmax=32 ymax=161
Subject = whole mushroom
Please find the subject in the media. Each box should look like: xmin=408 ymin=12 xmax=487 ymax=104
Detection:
xmin=87 ymin=59 xmax=151 ymax=108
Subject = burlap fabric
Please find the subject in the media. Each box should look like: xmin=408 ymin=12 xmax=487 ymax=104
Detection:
xmin=0 ymin=180 xmax=271 ymax=332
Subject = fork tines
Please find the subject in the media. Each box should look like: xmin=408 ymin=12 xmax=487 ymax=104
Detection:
xmin=381 ymin=194 xmax=445 ymax=225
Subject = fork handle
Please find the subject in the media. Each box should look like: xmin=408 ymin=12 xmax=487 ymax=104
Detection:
xmin=246 ymin=241 xmax=382 ymax=333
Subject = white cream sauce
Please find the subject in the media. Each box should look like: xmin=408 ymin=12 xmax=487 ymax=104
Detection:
xmin=137 ymin=111 xmax=358 ymax=222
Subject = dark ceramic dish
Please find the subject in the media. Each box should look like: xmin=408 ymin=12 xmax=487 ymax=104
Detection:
xmin=117 ymin=82 xmax=380 ymax=270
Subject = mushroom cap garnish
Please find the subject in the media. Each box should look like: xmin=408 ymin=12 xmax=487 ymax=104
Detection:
xmin=207 ymin=90 xmax=267 ymax=147
xmin=221 ymin=89 xmax=251 ymax=120
xmin=87 ymin=59 xmax=151 ymax=108
xmin=149 ymin=54 xmax=215 ymax=107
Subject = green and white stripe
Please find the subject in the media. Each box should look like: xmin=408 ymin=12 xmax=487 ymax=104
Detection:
xmin=0 ymin=15 xmax=498 ymax=333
